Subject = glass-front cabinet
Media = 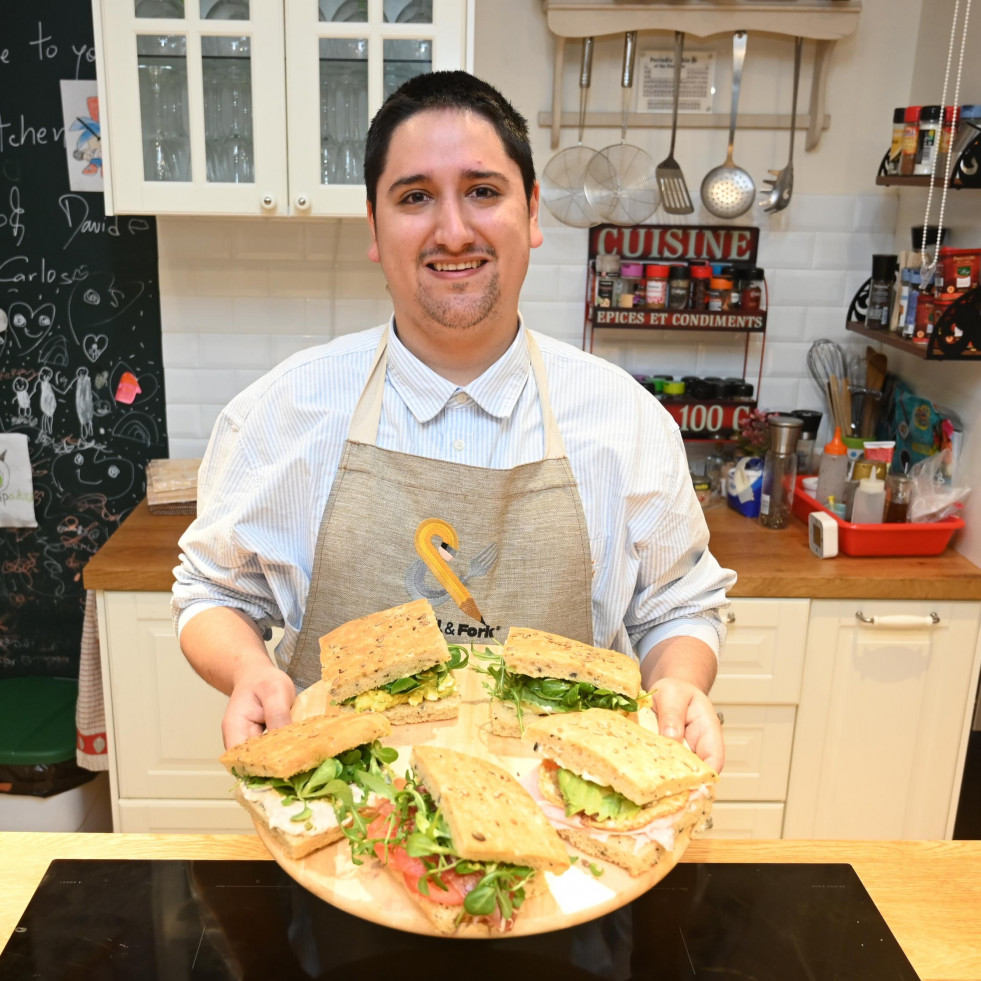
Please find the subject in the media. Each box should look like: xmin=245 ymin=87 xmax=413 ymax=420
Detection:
xmin=92 ymin=0 xmax=472 ymax=216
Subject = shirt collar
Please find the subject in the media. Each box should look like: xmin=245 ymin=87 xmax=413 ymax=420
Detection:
xmin=385 ymin=316 xmax=532 ymax=424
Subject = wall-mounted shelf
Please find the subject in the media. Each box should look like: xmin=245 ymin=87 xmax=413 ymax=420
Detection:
xmin=541 ymin=0 xmax=861 ymax=151
xmin=846 ymin=320 xmax=930 ymax=359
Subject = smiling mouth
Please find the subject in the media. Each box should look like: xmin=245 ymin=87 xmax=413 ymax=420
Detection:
xmin=428 ymin=259 xmax=486 ymax=272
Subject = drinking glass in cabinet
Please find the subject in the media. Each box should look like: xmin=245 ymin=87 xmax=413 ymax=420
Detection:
xmin=318 ymin=0 xmax=433 ymax=22
xmin=199 ymin=0 xmax=248 ymax=16
xmin=319 ymin=44 xmax=368 ymax=185
xmin=137 ymin=36 xmax=190 ymax=182
xmin=383 ymin=38 xmax=431 ymax=99
xmin=392 ymin=0 xmax=432 ymax=23
xmin=135 ymin=0 xmax=185 ymax=17
xmin=321 ymin=0 xmax=368 ymax=22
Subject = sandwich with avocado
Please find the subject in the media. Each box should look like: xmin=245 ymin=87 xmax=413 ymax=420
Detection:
xmin=521 ymin=708 xmax=717 ymax=876
xmin=475 ymin=626 xmax=650 ymax=737
xmin=353 ymin=744 xmax=570 ymax=935
xmin=219 ymin=712 xmax=397 ymax=860
xmin=320 ymin=599 xmax=468 ymax=724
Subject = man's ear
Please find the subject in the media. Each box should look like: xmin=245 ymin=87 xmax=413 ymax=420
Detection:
xmin=529 ymin=181 xmax=544 ymax=250
xmin=366 ymin=201 xmax=380 ymax=263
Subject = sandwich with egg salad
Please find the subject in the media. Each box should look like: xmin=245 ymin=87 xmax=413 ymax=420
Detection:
xmin=475 ymin=626 xmax=650 ymax=737
xmin=521 ymin=708 xmax=717 ymax=876
xmin=320 ymin=599 xmax=468 ymax=724
xmin=219 ymin=713 xmax=397 ymax=860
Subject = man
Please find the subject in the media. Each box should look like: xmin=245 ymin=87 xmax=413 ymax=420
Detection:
xmin=173 ymin=71 xmax=735 ymax=772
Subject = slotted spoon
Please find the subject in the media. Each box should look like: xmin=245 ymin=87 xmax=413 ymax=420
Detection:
xmin=760 ymin=36 xmax=803 ymax=214
xmin=657 ymin=31 xmax=694 ymax=215
xmin=700 ymin=31 xmax=755 ymax=219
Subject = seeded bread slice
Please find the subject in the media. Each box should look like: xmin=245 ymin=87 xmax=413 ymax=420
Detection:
xmin=410 ymin=745 xmax=570 ymax=874
xmin=522 ymin=708 xmax=717 ymax=805
xmin=219 ymin=713 xmax=391 ymax=778
xmin=501 ymin=627 xmax=642 ymax=696
xmin=320 ymin=599 xmax=451 ymax=701
xmin=234 ymin=784 xmax=345 ymax=860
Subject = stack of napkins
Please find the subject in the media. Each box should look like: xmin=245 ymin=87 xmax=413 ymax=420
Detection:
xmin=146 ymin=458 xmax=201 ymax=515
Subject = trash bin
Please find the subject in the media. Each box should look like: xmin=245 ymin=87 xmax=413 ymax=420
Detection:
xmin=0 ymin=677 xmax=112 ymax=832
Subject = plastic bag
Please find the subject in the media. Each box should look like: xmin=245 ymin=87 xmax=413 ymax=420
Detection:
xmin=908 ymin=449 xmax=971 ymax=522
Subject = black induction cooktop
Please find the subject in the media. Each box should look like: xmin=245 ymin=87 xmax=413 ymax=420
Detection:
xmin=0 ymin=860 xmax=919 ymax=980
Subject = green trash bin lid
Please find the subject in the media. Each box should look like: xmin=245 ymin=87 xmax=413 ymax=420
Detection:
xmin=0 ymin=677 xmax=78 ymax=765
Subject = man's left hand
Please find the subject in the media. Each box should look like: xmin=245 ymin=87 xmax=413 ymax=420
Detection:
xmin=650 ymin=676 xmax=724 ymax=775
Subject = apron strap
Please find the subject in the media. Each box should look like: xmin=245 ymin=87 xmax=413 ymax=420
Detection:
xmin=347 ymin=324 xmax=568 ymax=460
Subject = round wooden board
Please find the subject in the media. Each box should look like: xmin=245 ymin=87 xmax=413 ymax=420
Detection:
xmin=250 ymin=665 xmax=700 ymax=938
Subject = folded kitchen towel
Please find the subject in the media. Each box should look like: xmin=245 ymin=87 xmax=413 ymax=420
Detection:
xmin=76 ymin=590 xmax=108 ymax=771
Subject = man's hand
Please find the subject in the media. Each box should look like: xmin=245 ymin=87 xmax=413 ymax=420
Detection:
xmin=649 ymin=676 xmax=724 ymax=775
xmin=222 ymin=662 xmax=295 ymax=749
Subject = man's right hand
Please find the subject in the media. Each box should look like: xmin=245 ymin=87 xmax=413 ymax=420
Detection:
xmin=222 ymin=662 xmax=295 ymax=749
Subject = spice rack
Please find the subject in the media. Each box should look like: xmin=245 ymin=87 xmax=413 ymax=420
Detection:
xmin=584 ymin=223 xmax=767 ymax=441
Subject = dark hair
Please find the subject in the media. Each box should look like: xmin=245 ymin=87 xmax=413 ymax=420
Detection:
xmin=363 ymin=70 xmax=536 ymax=210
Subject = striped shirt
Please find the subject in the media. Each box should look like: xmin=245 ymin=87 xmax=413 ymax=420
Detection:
xmin=172 ymin=320 xmax=736 ymax=672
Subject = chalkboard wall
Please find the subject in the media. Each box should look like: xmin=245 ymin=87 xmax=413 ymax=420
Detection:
xmin=1 ymin=2 xmax=167 ymax=677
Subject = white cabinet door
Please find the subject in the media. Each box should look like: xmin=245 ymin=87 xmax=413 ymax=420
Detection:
xmin=695 ymin=802 xmax=785 ymax=840
xmin=714 ymin=704 xmax=796 ymax=802
xmin=784 ymin=599 xmax=981 ymax=840
xmin=118 ymin=798 xmax=255 ymax=833
xmin=100 ymin=591 xmax=237 ymax=799
xmin=712 ymin=598 xmax=808 ymax=705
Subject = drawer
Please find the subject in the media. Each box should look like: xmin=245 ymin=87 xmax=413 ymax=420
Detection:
xmin=117 ymin=798 xmax=256 ymax=834
xmin=712 ymin=598 xmax=808 ymax=704
xmin=714 ymin=704 xmax=796 ymax=802
xmin=695 ymin=802 xmax=785 ymax=840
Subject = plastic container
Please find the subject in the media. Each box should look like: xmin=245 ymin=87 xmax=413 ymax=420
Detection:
xmin=815 ymin=426 xmax=848 ymax=505
xmin=851 ymin=477 xmax=886 ymax=524
xmin=791 ymin=476 xmax=965 ymax=556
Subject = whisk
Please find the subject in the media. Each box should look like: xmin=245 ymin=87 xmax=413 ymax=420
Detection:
xmin=806 ymin=339 xmax=851 ymax=435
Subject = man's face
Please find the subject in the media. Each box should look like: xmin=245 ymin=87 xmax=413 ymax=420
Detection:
xmin=367 ymin=108 xmax=543 ymax=342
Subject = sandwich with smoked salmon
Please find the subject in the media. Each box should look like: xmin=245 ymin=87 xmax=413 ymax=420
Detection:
xmin=320 ymin=598 xmax=467 ymax=724
xmin=219 ymin=713 xmax=397 ymax=859
xmin=475 ymin=626 xmax=650 ymax=737
xmin=353 ymin=744 xmax=570 ymax=934
xmin=521 ymin=708 xmax=717 ymax=876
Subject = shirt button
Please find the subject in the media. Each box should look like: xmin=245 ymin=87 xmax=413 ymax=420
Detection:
xmin=451 ymin=393 xmax=469 ymax=406
xmin=453 ymin=438 xmax=465 ymax=451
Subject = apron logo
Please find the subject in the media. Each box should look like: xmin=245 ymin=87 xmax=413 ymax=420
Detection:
xmin=406 ymin=517 xmax=496 ymax=626
xmin=437 ymin=618 xmax=500 ymax=639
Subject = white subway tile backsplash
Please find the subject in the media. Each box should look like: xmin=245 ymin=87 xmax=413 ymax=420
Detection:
xmin=159 ymin=294 xmax=233 ymax=332
xmin=166 ymin=368 xmax=247 ymax=405
xmin=165 ymin=403 xmax=201 ymax=438
xmin=198 ymin=332 xmax=271 ymax=369
xmin=804 ymin=305 xmax=848 ymax=341
xmin=850 ymin=195 xmax=899 ymax=234
xmin=812 ymin=232 xmax=895 ymax=272
xmin=169 ymin=437 xmax=208 ymax=459
xmin=758 ymin=377 xmax=801 ymax=410
xmin=520 ymin=264 xmax=560 ymax=301
xmin=781 ymin=196 xmax=861 ymax=232
xmin=156 ymin=217 xmax=234 ymax=260
xmin=767 ymin=269 xmax=848 ymax=307
xmin=757 ymin=232 xmax=815 ymax=270
xmin=231 ymin=220 xmax=307 ymax=261
xmin=231 ymin=297 xmax=307 ymax=334
xmin=160 ymin=331 xmax=200 ymax=368
xmin=176 ymin=259 xmax=272 ymax=297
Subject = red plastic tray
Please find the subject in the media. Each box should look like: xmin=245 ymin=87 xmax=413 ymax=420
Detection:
xmin=791 ymin=476 xmax=965 ymax=556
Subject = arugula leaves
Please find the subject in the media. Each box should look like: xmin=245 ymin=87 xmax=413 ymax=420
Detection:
xmin=350 ymin=767 xmax=536 ymax=925
xmin=343 ymin=645 xmax=469 ymax=702
xmin=472 ymin=646 xmax=647 ymax=731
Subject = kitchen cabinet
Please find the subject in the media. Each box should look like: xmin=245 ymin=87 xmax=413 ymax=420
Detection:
xmin=91 ymin=0 xmax=472 ymax=217
xmin=784 ymin=599 xmax=981 ymax=840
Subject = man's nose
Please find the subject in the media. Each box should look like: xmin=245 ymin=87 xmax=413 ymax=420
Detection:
xmin=433 ymin=197 xmax=474 ymax=252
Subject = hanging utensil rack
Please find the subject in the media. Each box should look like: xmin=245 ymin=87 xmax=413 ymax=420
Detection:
xmin=540 ymin=0 xmax=862 ymax=152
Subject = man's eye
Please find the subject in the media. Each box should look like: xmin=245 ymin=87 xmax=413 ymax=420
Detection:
xmin=470 ymin=186 xmax=499 ymax=199
xmin=400 ymin=191 xmax=429 ymax=205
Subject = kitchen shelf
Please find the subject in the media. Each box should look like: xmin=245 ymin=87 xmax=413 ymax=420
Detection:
xmin=875 ymin=175 xmax=970 ymax=189
xmin=590 ymin=308 xmax=766 ymax=330
xmin=846 ymin=320 xmax=928 ymax=359
xmin=541 ymin=0 xmax=861 ymax=151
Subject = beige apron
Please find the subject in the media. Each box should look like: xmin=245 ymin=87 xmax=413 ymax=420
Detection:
xmin=288 ymin=327 xmax=594 ymax=689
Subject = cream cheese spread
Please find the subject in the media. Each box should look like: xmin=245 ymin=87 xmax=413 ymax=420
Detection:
xmin=240 ymin=782 xmax=366 ymax=837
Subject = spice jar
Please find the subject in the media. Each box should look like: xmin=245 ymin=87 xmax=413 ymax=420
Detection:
xmin=936 ymin=105 xmax=956 ymax=178
xmin=886 ymin=106 xmax=906 ymax=175
xmin=707 ymin=278 xmax=731 ymax=312
xmin=759 ymin=415 xmax=803 ymax=530
xmin=912 ymin=290 xmax=935 ymax=344
xmin=741 ymin=268 xmax=764 ymax=312
xmin=915 ymin=105 xmax=941 ymax=175
xmin=884 ymin=474 xmax=913 ymax=523
xmin=725 ymin=267 xmax=744 ymax=310
xmin=593 ymin=253 xmax=620 ymax=308
xmin=899 ymin=105 xmax=921 ymax=176
xmin=690 ymin=264 xmax=712 ymax=310
xmin=667 ymin=264 xmax=690 ymax=310
xmin=866 ymin=254 xmax=897 ymax=329
xmin=617 ymin=262 xmax=645 ymax=308
xmin=644 ymin=264 xmax=670 ymax=310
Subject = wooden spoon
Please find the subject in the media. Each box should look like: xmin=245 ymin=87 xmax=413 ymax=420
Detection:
xmin=861 ymin=346 xmax=888 ymax=438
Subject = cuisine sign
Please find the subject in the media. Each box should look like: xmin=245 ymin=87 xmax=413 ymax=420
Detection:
xmin=589 ymin=223 xmax=760 ymax=265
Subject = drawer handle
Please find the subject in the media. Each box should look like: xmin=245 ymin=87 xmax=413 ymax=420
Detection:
xmin=855 ymin=611 xmax=941 ymax=627
xmin=716 ymin=711 xmax=725 ymax=726
xmin=724 ymin=611 xmax=736 ymax=624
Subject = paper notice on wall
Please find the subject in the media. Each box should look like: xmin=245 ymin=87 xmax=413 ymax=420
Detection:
xmin=0 ymin=433 xmax=38 ymax=528
xmin=60 ymin=79 xmax=104 ymax=192
xmin=637 ymin=50 xmax=715 ymax=114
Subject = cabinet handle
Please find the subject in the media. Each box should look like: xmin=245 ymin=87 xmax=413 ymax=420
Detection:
xmin=724 ymin=611 xmax=736 ymax=624
xmin=716 ymin=711 xmax=725 ymax=726
xmin=260 ymin=194 xmax=276 ymax=210
xmin=855 ymin=611 xmax=941 ymax=627
xmin=295 ymin=195 xmax=311 ymax=210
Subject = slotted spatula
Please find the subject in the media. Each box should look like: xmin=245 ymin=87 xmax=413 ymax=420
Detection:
xmin=656 ymin=31 xmax=694 ymax=215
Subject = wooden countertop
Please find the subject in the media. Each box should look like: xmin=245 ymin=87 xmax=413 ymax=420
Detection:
xmin=1 ymin=834 xmax=977 ymax=980
xmin=84 ymin=498 xmax=981 ymax=599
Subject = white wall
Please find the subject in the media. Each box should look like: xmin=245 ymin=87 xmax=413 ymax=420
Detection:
xmin=161 ymin=0 xmax=981 ymax=564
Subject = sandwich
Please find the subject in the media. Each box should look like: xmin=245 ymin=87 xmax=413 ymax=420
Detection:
xmin=475 ymin=626 xmax=650 ymax=737
xmin=319 ymin=598 xmax=468 ymax=724
xmin=353 ymin=744 xmax=570 ymax=935
xmin=521 ymin=708 xmax=717 ymax=876
xmin=219 ymin=712 xmax=397 ymax=859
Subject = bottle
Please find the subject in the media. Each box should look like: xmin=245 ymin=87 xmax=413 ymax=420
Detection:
xmin=851 ymin=477 xmax=886 ymax=524
xmin=690 ymin=264 xmax=712 ymax=310
xmin=759 ymin=415 xmax=803 ymax=530
xmin=815 ymin=426 xmax=848 ymax=506
xmin=707 ymin=278 xmax=730 ymax=312
xmin=884 ymin=473 xmax=913 ymax=523
xmin=644 ymin=264 xmax=670 ymax=310
xmin=617 ymin=262 xmax=645 ymax=308
xmin=902 ymin=270 xmax=922 ymax=339
xmin=866 ymin=254 xmax=897 ymax=329
xmin=915 ymin=105 xmax=942 ymax=175
xmin=936 ymin=105 xmax=956 ymax=178
xmin=886 ymin=106 xmax=906 ymax=175
xmin=741 ymin=268 xmax=765 ymax=312
xmin=593 ymin=253 xmax=619 ymax=308
xmin=899 ymin=106 xmax=921 ymax=175
xmin=667 ymin=264 xmax=690 ymax=310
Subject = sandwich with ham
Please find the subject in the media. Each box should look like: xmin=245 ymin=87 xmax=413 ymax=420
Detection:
xmin=320 ymin=598 xmax=467 ymax=724
xmin=219 ymin=713 xmax=397 ymax=859
xmin=476 ymin=626 xmax=650 ymax=737
xmin=521 ymin=708 xmax=717 ymax=876
xmin=353 ymin=744 xmax=570 ymax=935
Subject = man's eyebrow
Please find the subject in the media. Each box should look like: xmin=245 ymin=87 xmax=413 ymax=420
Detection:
xmin=385 ymin=169 xmax=512 ymax=195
